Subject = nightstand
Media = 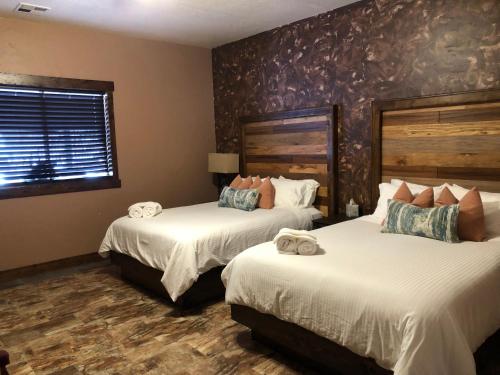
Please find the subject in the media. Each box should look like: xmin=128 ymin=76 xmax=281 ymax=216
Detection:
xmin=312 ymin=214 xmax=357 ymax=229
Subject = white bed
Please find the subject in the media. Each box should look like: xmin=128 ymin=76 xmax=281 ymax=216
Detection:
xmin=222 ymin=216 xmax=500 ymax=375
xmin=99 ymin=201 xmax=321 ymax=301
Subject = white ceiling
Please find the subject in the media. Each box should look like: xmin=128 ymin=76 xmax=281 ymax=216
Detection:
xmin=0 ymin=0 xmax=359 ymax=48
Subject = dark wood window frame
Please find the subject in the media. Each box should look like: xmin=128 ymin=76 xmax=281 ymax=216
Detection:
xmin=0 ymin=72 xmax=120 ymax=200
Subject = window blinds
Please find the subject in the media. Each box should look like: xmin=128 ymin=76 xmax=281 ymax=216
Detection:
xmin=0 ymin=86 xmax=114 ymax=185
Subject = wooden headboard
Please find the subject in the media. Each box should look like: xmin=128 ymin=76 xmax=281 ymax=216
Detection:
xmin=239 ymin=106 xmax=339 ymax=217
xmin=371 ymin=89 xmax=500 ymax=209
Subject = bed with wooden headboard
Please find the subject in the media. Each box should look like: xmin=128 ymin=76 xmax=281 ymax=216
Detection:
xmin=239 ymin=106 xmax=339 ymax=217
xmin=230 ymin=90 xmax=500 ymax=375
xmin=109 ymin=106 xmax=339 ymax=308
xmin=371 ymin=89 xmax=500 ymax=209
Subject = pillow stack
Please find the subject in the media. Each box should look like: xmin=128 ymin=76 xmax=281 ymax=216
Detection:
xmin=379 ymin=180 xmax=488 ymax=242
xmin=228 ymin=175 xmax=275 ymax=209
xmin=226 ymin=175 xmax=320 ymax=210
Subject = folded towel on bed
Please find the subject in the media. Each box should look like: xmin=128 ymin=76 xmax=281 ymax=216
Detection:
xmin=273 ymin=233 xmax=298 ymax=254
xmin=297 ymin=238 xmax=317 ymax=255
xmin=142 ymin=202 xmax=162 ymax=218
xmin=128 ymin=203 xmax=144 ymax=218
xmin=273 ymin=228 xmax=318 ymax=255
xmin=128 ymin=202 xmax=162 ymax=218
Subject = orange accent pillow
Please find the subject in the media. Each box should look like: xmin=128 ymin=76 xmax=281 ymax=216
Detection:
xmin=230 ymin=175 xmax=242 ymax=188
xmin=458 ymin=188 xmax=486 ymax=242
xmin=238 ymin=176 xmax=253 ymax=189
xmin=435 ymin=186 xmax=458 ymax=207
xmin=250 ymin=176 xmax=262 ymax=189
xmin=393 ymin=182 xmax=414 ymax=203
xmin=411 ymin=187 xmax=434 ymax=208
xmin=393 ymin=182 xmax=434 ymax=208
xmin=257 ymin=177 xmax=275 ymax=209
xmin=435 ymin=186 xmax=486 ymax=242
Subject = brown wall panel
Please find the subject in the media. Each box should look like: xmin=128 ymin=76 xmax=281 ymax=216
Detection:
xmin=383 ymin=123 xmax=500 ymax=138
xmin=382 ymin=152 xmax=500 ymax=169
xmin=246 ymin=131 xmax=327 ymax=147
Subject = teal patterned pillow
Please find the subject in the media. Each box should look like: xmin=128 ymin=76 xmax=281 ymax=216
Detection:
xmin=218 ymin=187 xmax=259 ymax=211
xmin=382 ymin=200 xmax=460 ymax=243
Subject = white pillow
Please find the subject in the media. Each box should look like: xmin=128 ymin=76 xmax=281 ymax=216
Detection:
xmin=279 ymin=176 xmax=320 ymax=207
xmin=271 ymin=178 xmax=303 ymax=208
xmin=451 ymin=184 xmax=500 ymax=239
xmin=271 ymin=176 xmax=320 ymax=208
xmin=450 ymin=184 xmax=500 ymax=202
xmin=372 ymin=182 xmax=398 ymax=223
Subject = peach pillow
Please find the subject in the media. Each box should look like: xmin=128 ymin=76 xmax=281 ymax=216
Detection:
xmin=257 ymin=177 xmax=275 ymax=209
xmin=411 ymin=187 xmax=434 ymax=208
xmin=230 ymin=175 xmax=242 ymax=188
xmin=435 ymin=186 xmax=458 ymax=206
xmin=238 ymin=176 xmax=252 ymax=189
xmin=393 ymin=182 xmax=414 ymax=203
xmin=393 ymin=182 xmax=434 ymax=208
xmin=250 ymin=176 xmax=262 ymax=189
xmin=436 ymin=187 xmax=485 ymax=242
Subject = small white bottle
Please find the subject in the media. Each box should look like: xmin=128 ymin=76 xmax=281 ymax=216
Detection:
xmin=346 ymin=198 xmax=359 ymax=218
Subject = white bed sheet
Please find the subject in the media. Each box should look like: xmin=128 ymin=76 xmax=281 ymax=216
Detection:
xmin=222 ymin=216 xmax=500 ymax=375
xmin=99 ymin=201 xmax=321 ymax=301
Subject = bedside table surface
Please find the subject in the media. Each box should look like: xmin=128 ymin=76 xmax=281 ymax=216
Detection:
xmin=313 ymin=214 xmax=358 ymax=228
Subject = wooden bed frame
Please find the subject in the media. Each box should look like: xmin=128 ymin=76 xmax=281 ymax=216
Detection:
xmin=239 ymin=106 xmax=339 ymax=218
xmin=110 ymin=252 xmax=225 ymax=308
xmin=231 ymin=89 xmax=500 ymax=374
xmin=0 ymin=350 xmax=9 ymax=375
xmin=111 ymin=106 xmax=339 ymax=307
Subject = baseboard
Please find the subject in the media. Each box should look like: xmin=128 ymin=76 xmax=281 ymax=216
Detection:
xmin=0 ymin=252 xmax=108 ymax=283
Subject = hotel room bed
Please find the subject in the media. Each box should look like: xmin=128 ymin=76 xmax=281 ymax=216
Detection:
xmin=99 ymin=105 xmax=339 ymax=306
xmin=223 ymin=216 xmax=500 ymax=375
xmin=99 ymin=201 xmax=321 ymax=302
xmin=224 ymin=90 xmax=500 ymax=374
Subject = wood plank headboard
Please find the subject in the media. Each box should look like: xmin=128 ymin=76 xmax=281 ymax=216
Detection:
xmin=239 ymin=106 xmax=339 ymax=218
xmin=371 ymin=89 xmax=500 ymax=209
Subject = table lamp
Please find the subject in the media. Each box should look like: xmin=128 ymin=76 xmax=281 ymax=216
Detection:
xmin=208 ymin=153 xmax=239 ymax=195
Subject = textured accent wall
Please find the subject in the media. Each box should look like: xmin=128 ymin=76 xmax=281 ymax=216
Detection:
xmin=212 ymin=0 xmax=500 ymax=210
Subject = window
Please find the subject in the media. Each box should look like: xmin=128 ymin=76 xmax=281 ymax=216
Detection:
xmin=0 ymin=73 xmax=120 ymax=199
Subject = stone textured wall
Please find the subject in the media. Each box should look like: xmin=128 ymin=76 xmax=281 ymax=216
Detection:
xmin=212 ymin=0 xmax=500 ymax=210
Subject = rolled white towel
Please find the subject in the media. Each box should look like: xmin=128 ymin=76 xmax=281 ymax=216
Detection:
xmin=273 ymin=232 xmax=298 ymax=254
xmin=128 ymin=203 xmax=143 ymax=218
xmin=273 ymin=228 xmax=318 ymax=255
xmin=297 ymin=238 xmax=317 ymax=255
xmin=142 ymin=201 xmax=162 ymax=218
xmin=278 ymin=228 xmax=317 ymax=241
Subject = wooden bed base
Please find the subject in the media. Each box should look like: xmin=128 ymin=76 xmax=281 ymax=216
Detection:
xmin=110 ymin=251 xmax=225 ymax=308
xmin=231 ymin=304 xmax=500 ymax=375
xmin=0 ymin=350 xmax=9 ymax=375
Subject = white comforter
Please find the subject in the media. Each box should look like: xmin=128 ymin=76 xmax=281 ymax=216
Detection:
xmin=99 ymin=202 xmax=320 ymax=301
xmin=222 ymin=216 xmax=500 ymax=375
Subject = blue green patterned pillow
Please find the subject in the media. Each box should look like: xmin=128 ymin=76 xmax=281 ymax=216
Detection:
xmin=218 ymin=187 xmax=259 ymax=211
xmin=382 ymin=200 xmax=460 ymax=243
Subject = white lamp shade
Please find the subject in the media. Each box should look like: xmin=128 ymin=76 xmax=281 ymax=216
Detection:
xmin=208 ymin=153 xmax=239 ymax=173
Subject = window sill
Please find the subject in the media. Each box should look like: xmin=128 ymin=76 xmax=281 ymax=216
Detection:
xmin=0 ymin=177 xmax=121 ymax=200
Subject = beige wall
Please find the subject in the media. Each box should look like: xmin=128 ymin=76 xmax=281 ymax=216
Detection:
xmin=0 ymin=17 xmax=216 ymax=271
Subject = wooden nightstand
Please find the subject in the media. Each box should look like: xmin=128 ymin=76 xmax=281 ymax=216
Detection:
xmin=312 ymin=214 xmax=358 ymax=229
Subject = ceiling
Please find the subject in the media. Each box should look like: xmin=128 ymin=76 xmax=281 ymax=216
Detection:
xmin=0 ymin=0 xmax=359 ymax=48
